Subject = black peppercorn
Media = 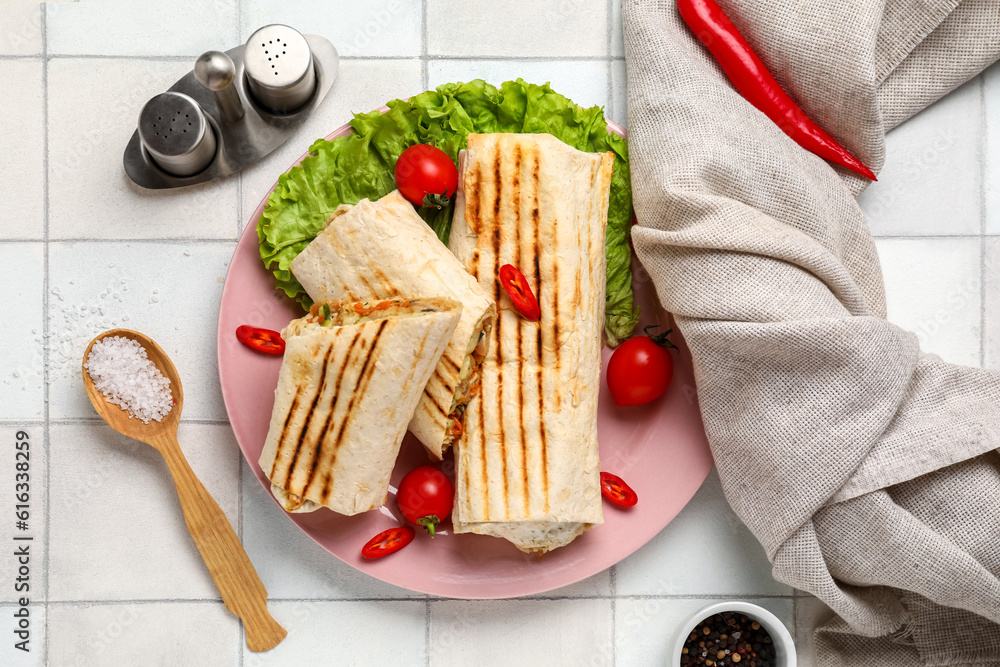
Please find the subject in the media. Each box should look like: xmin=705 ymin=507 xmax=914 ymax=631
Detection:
xmin=680 ymin=613 xmax=777 ymax=667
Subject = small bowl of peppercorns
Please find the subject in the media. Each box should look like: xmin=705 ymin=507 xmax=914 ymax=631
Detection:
xmin=672 ymin=601 xmax=796 ymax=667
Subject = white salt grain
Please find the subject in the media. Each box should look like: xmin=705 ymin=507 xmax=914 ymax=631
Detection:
xmin=84 ymin=336 xmax=173 ymax=423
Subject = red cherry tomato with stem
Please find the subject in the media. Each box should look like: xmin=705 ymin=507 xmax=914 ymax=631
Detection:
xmin=394 ymin=144 xmax=458 ymax=209
xmin=600 ymin=472 xmax=638 ymax=507
xmin=498 ymin=264 xmax=541 ymax=321
xmin=397 ymin=466 xmax=454 ymax=536
xmin=606 ymin=326 xmax=677 ymax=406
xmin=235 ymin=325 xmax=285 ymax=355
xmin=361 ymin=526 xmax=415 ymax=559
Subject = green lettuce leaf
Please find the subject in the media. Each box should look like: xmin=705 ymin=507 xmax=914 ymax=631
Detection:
xmin=257 ymin=78 xmax=639 ymax=344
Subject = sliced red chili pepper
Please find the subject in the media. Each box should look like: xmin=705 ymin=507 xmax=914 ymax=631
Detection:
xmin=235 ymin=325 xmax=285 ymax=355
xmin=498 ymin=264 xmax=541 ymax=321
xmin=600 ymin=472 xmax=638 ymax=507
xmin=677 ymin=0 xmax=876 ymax=181
xmin=361 ymin=526 xmax=415 ymax=559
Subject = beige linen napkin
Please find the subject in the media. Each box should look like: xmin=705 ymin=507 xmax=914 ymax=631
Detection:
xmin=623 ymin=0 xmax=1000 ymax=663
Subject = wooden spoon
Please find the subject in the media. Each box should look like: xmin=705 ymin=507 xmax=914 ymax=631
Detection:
xmin=82 ymin=328 xmax=287 ymax=652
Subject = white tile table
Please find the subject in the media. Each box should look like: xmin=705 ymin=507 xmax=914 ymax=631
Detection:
xmin=0 ymin=1 xmax=996 ymax=665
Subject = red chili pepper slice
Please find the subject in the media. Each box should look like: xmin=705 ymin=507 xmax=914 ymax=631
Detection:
xmin=677 ymin=0 xmax=876 ymax=181
xmin=498 ymin=264 xmax=541 ymax=321
xmin=600 ymin=472 xmax=638 ymax=507
xmin=361 ymin=526 xmax=415 ymax=559
xmin=235 ymin=325 xmax=285 ymax=355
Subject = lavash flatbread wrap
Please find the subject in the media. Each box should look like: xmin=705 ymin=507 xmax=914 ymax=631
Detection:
xmin=448 ymin=133 xmax=615 ymax=553
xmin=290 ymin=190 xmax=496 ymax=461
xmin=259 ymin=297 xmax=461 ymax=516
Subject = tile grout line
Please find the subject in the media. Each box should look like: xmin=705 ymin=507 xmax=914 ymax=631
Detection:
xmin=41 ymin=3 xmax=50 ymax=664
xmin=40 ymin=593 xmax=798 ymax=606
xmin=46 ymin=599 xmax=230 ymax=607
xmin=45 ymin=418 xmax=233 ymax=426
xmin=792 ymin=594 xmax=799 ymax=648
xmin=44 ymin=597 xmax=425 ymax=606
xmin=872 ymin=234 xmax=998 ymax=240
xmin=980 ymin=72 xmax=988 ymax=369
xmin=42 ymin=237 xmax=239 ymax=244
xmin=421 ymin=0 xmax=428 ymax=91
xmin=607 ymin=0 xmax=615 ymax=121
xmin=425 ymin=598 xmax=431 ymax=667
xmin=609 ymin=564 xmax=618 ymax=666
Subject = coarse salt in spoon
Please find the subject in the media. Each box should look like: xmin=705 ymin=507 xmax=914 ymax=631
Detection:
xmin=82 ymin=328 xmax=286 ymax=652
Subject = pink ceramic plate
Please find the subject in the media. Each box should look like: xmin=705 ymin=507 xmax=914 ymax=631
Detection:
xmin=217 ymin=118 xmax=713 ymax=599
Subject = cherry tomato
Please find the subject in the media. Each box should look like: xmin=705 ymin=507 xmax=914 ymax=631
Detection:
xmin=361 ymin=526 xmax=415 ymax=559
xmin=235 ymin=325 xmax=285 ymax=355
xmin=498 ymin=264 xmax=541 ymax=321
xmin=606 ymin=326 xmax=676 ymax=406
xmin=394 ymin=144 xmax=458 ymax=209
xmin=600 ymin=472 xmax=638 ymax=507
xmin=397 ymin=465 xmax=454 ymax=536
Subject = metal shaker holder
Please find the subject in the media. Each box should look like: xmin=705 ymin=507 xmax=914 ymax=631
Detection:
xmin=124 ymin=25 xmax=339 ymax=189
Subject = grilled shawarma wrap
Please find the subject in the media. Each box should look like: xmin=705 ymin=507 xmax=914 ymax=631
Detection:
xmin=259 ymin=297 xmax=461 ymax=515
xmin=290 ymin=190 xmax=496 ymax=460
xmin=448 ymin=133 xmax=615 ymax=553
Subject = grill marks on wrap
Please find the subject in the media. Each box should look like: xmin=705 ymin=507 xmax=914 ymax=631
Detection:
xmin=316 ymin=319 xmax=389 ymax=502
xmin=441 ymin=354 xmax=461 ymax=375
xmin=491 ymin=148 xmax=509 ymax=518
xmin=462 ymin=135 xmax=585 ymax=521
xmin=512 ymin=145 xmax=530 ymax=513
xmin=454 ymin=134 xmax=610 ymax=535
xmin=284 ymin=338 xmax=338 ymax=484
xmin=578 ymin=160 xmax=599 ymax=319
xmin=272 ymin=394 xmax=302 ymax=482
xmin=479 ymin=139 xmax=550 ymax=519
xmin=424 ymin=354 xmax=458 ymax=426
xmin=357 ymin=272 xmax=377 ymax=297
xmin=422 ymin=384 xmax=450 ymax=419
xmin=272 ymin=328 xmax=357 ymax=492
xmin=432 ymin=368 xmax=455 ymax=398
xmin=478 ymin=373 xmax=489 ymax=519
xmin=372 ymin=267 xmax=400 ymax=298
xmin=530 ymin=152 xmax=550 ymax=513
xmin=272 ymin=319 xmax=390 ymax=503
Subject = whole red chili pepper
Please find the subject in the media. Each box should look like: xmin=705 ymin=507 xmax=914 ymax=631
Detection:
xmin=677 ymin=0 xmax=877 ymax=181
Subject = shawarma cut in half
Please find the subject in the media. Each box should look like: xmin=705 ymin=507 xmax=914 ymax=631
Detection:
xmin=290 ymin=190 xmax=496 ymax=461
xmin=448 ymin=133 xmax=615 ymax=554
xmin=258 ymin=296 xmax=461 ymax=516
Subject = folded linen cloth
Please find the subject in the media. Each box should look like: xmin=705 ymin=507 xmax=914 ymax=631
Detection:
xmin=623 ymin=0 xmax=1000 ymax=663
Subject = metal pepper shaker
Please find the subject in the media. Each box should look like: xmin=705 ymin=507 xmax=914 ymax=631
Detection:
xmin=243 ymin=25 xmax=317 ymax=114
xmin=136 ymin=92 xmax=217 ymax=176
